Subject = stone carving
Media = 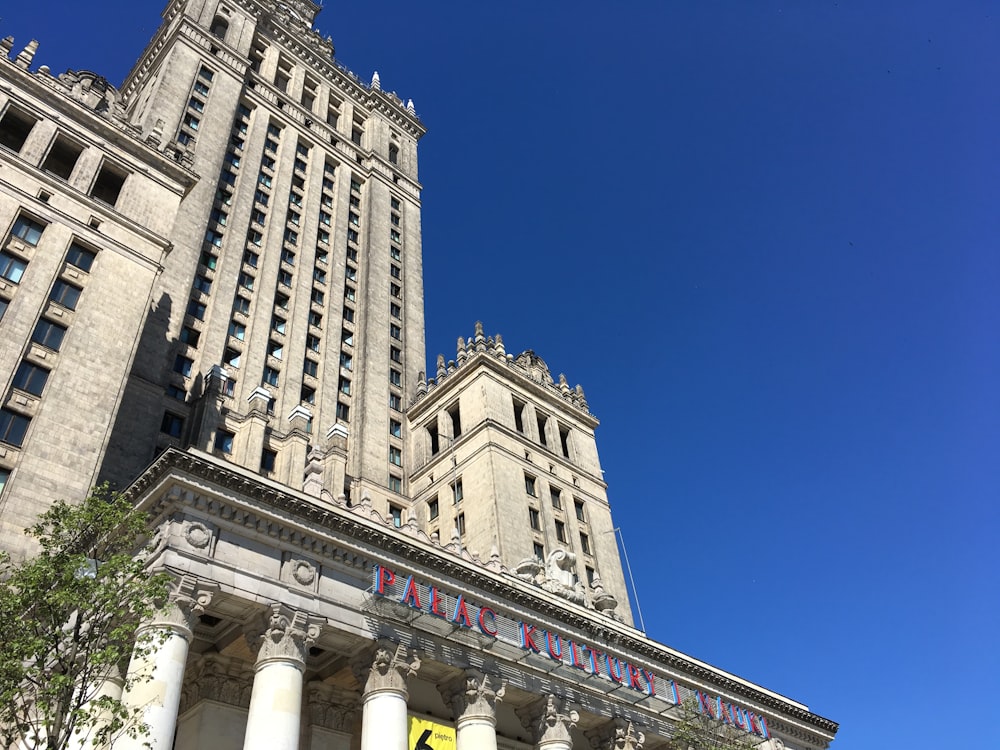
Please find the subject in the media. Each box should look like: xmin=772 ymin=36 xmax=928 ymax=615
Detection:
xmin=306 ymin=682 xmax=360 ymax=732
xmin=612 ymin=720 xmax=645 ymax=750
xmin=149 ymin=575 xmax=217 ymax=636
xmin=362 ymin=641 xmax=420 ymax=696
xmin=444 ymin=669 xmax=506 ymax=721
xmin=533 ymin=694 xmax=579 ymax=744
xmin=245 ymin=604 xmax=323 ymax=667
xmin=282 ymin=553 xmax=319 ymax=588
xmin=56 ymin=70 xmax=127 ymax=121
xmin=183 ymin=520 xmax=213 ymax=550
xmin=179 ymin=654 xmax=254 ymax=714
xmin=514 ymin=551 xmax=586 ymax=606
xmin=590 ymin=575 xmax=621 ymax=620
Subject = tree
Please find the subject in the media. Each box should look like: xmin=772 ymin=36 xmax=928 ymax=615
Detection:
xmin=0 ymin=486 xmax=171 ymax=750
xmin=667 ymin=697 xmax=767 ymax=750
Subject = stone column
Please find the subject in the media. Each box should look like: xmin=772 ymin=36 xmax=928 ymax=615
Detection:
xmin=356 ymin=642 xmax=420 ymax=750
xmin=242 ymin=604 xmax=323 ymax=750
xmin=67 ymin=665 xmax=125 ymax=750
xmin=518 ymin=694 xmax=579 ymax=750
xmin=444 ymin=669 xmax=505 ymax=750
xmin=119 ymin=577 xmax=216 ymax=750
xmin=586 ymin=719 xmax=645 ymax=750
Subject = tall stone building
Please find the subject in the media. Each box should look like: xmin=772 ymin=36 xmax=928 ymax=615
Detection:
xmin=0 ymin=2 xmax=838 ymax=750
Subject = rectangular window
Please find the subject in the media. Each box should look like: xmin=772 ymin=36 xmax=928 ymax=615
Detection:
xmin=388 ymin=474 xmax=402 ymax=493
xmin=278 ymin=270 xmax=293 ymax=287
xmin=389 ymin=419 xmax=402 ymax=438
xmin=312 ymin=288 xmax=326 ymax=305
xmin=390 ymin=246 xmax=401 ymax=261
xmin=243 ymin=249 xmax=259 ymax=268
xmin=586 ymin=566 xmax=596 ymax=586
xmin=267 ymin=340 xmax=284 ymax=360
xmin=0 ymin=252 xmax=27 ymax=284
xmin=390 ymin=346 xmax=402 ymax=363
xmin=390 ymin=265 xmax=401 ymax=279
xmin=0 ymin=467 xmax=9 ymax=496
xmin=0 ymin=107 xmax=37 ymax=152
xmin=390 ymin=303 xmax=401 ymax=319
xmin=537 ymin=413 xmax=549 ymax=447
xmin=529 ymin=508 xmax=541 ymax=531
xmin=12 ymin=216 xmax=46 ymax=246
xmin=525 ymin=474 xmax=537 ymax=497
xmin=90 ymin=164 xmax=126 ymax=206
xmin=344 ymin=286 xmax=356 ymax=302
xmin=180 ymin=326 xmax=200 ymax=347
xmin=261 ymin=449 xmax=277 ymax=473
xmin=559 ymin=424 xmax=572 ymax=458
xmin=160 ymin=412 xmax=184 ymax=438
xmin=173 ymin=355 xmax=194 ymax=377
xmin=233 ymin=296 xmax=250 ymax=315
xmin=555 ymin=520 xmax=567 ymax=543
xmin=339 ymin=377 xmax=351 ymax=395
xmin=0 ymin=298 xmax=8 ymax=321
xmin=390 ymin=229 xmax=401 ymax=243
xmin=550 ymin=488 xmax=562 ymax=509
xmin=457 ymin=512 xmax=466 ymax=536
xmin=389 ymin=394 xmax=402 ymax=411
xmin=303 ymin=358 xmax=318 ymax=377
xmin=186 ymin=299 xmax=207 ymax=320
xmin=238 ymin=272 xmax=254 ymax=291
xmin=580 ymin=533 xmax=591 ymax=555
xmin=534 ymin=542 xmax=545 ymax=561
xmin=575 ymin=499 xmax=586 ymax=522
xmin=391 ymin=197 xmax=401 ymax=211
xmin=389 ymin=369 xmax=402 ymax=387
xmin=336 ymin=402 xmax=350 ymax=422
xmin=447 ymin=402 xmax=461 ymax=438
xmin=345 ymin=266 xmax=357 ymax=281
xmin=182 ymin=113 xmax=200 ymax=131
xmin=13 ymin=361 xmax=49 ymax=397
xmin=65 ymin=243 xmax=95 ymax=271
xmin=313 ymin=268 xmax=326 ymax=284
xmin=390 ymin=504 xmax=403 ymax=528
xmin=389 ymin=446 xmax=402 ymax=466
xmin=214 ymin=430 xmax=234 ymax=454
xmin=306 ymin=334 xmax=321 ymax=352
xmin=301 ymin=385 xmax=316 ymax=404
xmin=343 ymin=306 xmax=355 ymax=323
xmin=42 ymin=136 xmax=83 ymax=179
xmin=229 ymin=321 xmax=246 ymax=341
xmin=390 ymin=283 xmax=401 ymax=299
xmin=192 ymin=275 xmax=212 ymax=294
xmin=451 ymin=478 xmax=464 ymax=503
xmin=429 ymin=497 xmax=439 ymax=521
xmin=31 ymin=320 xmax=67 ymax=351
xmin=341 ymin=329 xmax=354 ymax=346
xmin=0 ymin=409 xmax=30 ymax=447
xmin=263 ymin=366 xmax=279 ymax=386
xmin=309 ymin=310 xmax=323 ymax=327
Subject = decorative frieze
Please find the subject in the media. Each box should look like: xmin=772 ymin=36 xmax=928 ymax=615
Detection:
xmin=306 ymin=682 xmax=360 ymax=733
xmin=179 ymin=654 xmax=254 ymax=714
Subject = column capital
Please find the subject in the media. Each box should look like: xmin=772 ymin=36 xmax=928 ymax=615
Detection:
xmin=245 ymin=603 xmax=324 ymax=671
xmin=587 ymin=719 xmax=646 ymax=750
xmin=518 ymin=694 xmax=579 ymax=745
xmin=443 ymin=669 xmax=506 ymax=723
xmin=353 ymin=640 xmax=420 ymax=698
xmin=143 ymin=575 xmax=218 ymax=639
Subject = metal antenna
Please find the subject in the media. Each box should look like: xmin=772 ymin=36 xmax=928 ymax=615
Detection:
xmin=614 ymin=526 xmax=647 ymax=634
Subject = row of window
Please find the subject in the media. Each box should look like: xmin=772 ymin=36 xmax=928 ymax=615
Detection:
xmin=0 ymin=106 xmax=128 ymax=206
xmin=512 ymin=395 xmax=573 ymax=460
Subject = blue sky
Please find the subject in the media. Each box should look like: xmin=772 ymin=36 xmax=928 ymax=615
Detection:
xmin=3 ymin=1 xmax=997 ymax=747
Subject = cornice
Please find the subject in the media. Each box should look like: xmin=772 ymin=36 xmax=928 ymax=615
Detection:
xmin=126 ymin=449 xmax=838 ymax=737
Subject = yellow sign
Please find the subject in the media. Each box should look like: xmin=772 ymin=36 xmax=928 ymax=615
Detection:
xmin=408 ymin=715 xmax=456 ymax=750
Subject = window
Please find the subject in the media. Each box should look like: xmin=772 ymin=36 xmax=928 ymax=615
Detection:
xmin=559 ymin=424 xmax=572 ymax=458
xmin=586 ymin=566 xmax=596 ymax=586
xmin=451 ymin=479 xmax=463 ymax=503
xmin=65 ymin=243 xmax=95 ymax=271
xmin=390 ymin=504 xmax=403 ymax=528
xmin=390 ymin=265 xmax=401 ymax=279
xmin=186 ymin=299 xmax=206 ymax=320
xmin=244 ymin=249 xmax=259 ymax=268
xmin=388 ymin=475 xmax=402 ymax=493
xmin=390 ymin=303 xmax=401 ymax=319
xmin=457 ymin=513 xmax=466 ymax=536
xmin=205 ymin=229 xmax=224 ymax=247
xmin=550 ymin=487 xmax=562 ymax=509
xmin=343 ymin=306 xmax=355 ymax=323
xmin=533 ymin=542 xmax=545 ymax=561
xmin=301 ymin=385 xmax=315 ymax=404
xmin=238 ymin=272 xmax=254 ymax=291
xmin=580 ymin=533 xmax=591 ymax=555
xmin=389 ymin=446 xmax=402 ymax=466
xmin=0 ymin=298 xmax=8 ymax=321
xmin=529 ymin=508 xmax=541 ymax=531
xmin=427 ymin=421 xmax=440 ymax=455
xmin=214 ymin=429 xmax=234 ymax=454
xmin=303 ymin=358 xmax=318 ymax=377
xmin=347 ymin=229 xmax=359 ymax=244
xmin=339 ymin=352 xmax=352 ymax=370
xmin=263 ymin=367 xmax=279 ymax=386
xmin=194 ymin=81 xmax=210 ymax=96
xmin=229 ymin=321 xmax=246 ymax=341
xmin=275 ymin=292 xmax=289 ymax=310
xmin=391 ymin=214 xmax=401 ymax=228
xmin=315 ymin=249 xmax=328 ymax=265
xmin=13 ymin=361 xmax=49 ymax=397
xmin=336 ymin=402 xmax=350 ymax=422
xmin=173 ymin=355 xmax=194 ymax=377
xmin=391 ymin=197 xmax=401 ymax=211
xmin=524 ymin=474 xmax=537 ymax=497
xmin=447 ymin=402 xmax=461 ymax=438
xmin=90 ymin=164 xmax=126 ymax=205
xmin=261 ymin=449 xmax=277 ymax=473
xmin=182 ymin=113 xmax=200 ymax=131
xmin=312 ymin=288 xmax=326 ymax=305
xmin=271 ymin=317 xmax=286 ymax=335
xmin=254 ymin=189 xmax=270 ymax=206
xmin=537 ymin=413 xmax=549 ymax=447
xmin=180 ymin=326 xmax=200 ymax=347
xmin=339 ymin=377 xmax=351 ymax=395
xmin=233 ymin=296 xmax=250 ymax=315
xmin=192 ymin=275 xmax=212 ymax=294
xmin=345 ymin=266 xmax=357 ymax=281
xmin=210 ymin=16 xmax=229 ymax=39
xmin=0 ymin=107 xmax=36 ymax=152
xmin=390 ymin=245 xmax=401 ymax=260
xmin=0 ymin=467 xmax=8 ymax=496
xmin=0 ymin=409 xmax=30 ymax=447
xmin=344 ymin=286 xmax=356 ymax=302
xmin=389 ymin=394 xmax=402 ymax=411
xmin=390 ymin=283 xmax=401 ymax=299
xmin=575 ymin=499 xmax=586 ymax=522
xmin=278 ymin=270 xmax=293 ymax=287
xmin=313 ymin=268 xmax=326 ymax=284
xmin=41 ymin=137 xmax=83 ymax=179
xmin=389 ymin=419 xmax=402 ymax=438
xmin=0 ymin=253 xmax=27 ymax=284
xmin=267 ymin=340 xmax=284 ymax=360
xmin=12 ymin=216 xmax=45 ymax=246
xmin=390 ymin=346 xmax=402 ymax=363
xmin=347 ymin=247 xmax=358 ymax=261
xmin=309 ymin=310 xmax=323 ymax=327
xmin=390 ymin=229 xmax=401 ymax=244
xmin=160 ymin=412 xmax=184 ymax=438
xmin=32 ymin=320 xmax=67 ymax=351
xmin=389 ymin=369 xmax=401 ymax=387
xmin=389 ymin=144 xmax=399 ymax=165
xmin=428 ymin=497 xmax=439 ymax=521
xmin=555 ymin=520 xmax=567 ymax=543
xmin=306 ymin=334 xmax=321 ymax=352
xmin=201 ymin=251 xmax=219 ymax=270
xmin=188 ymin=97 xmax=205 ymax=113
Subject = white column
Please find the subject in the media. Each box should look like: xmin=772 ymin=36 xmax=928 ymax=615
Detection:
xmin=66 ymin=666 xmax=125 ymax=750
xmin=447 ymin=670 xmax=505 ymax=750
xmin=242 ymin=604 xmax=323 ymax=750
xmin=358 ymin=642 xmax=420 ymax=750
xmin=119 ymin=577 xmax=216 ymax=750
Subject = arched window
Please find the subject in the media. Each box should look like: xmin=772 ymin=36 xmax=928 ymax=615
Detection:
xmin=210 ymin=16 xmax=229 ymax=40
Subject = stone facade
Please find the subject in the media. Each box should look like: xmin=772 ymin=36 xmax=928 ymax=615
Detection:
xmin=0 ymin=2 xmax=838 ymax=749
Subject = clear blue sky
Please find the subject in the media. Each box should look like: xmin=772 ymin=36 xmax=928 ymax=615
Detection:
xmin=3 ymin=1 xmax=997 ymax=747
